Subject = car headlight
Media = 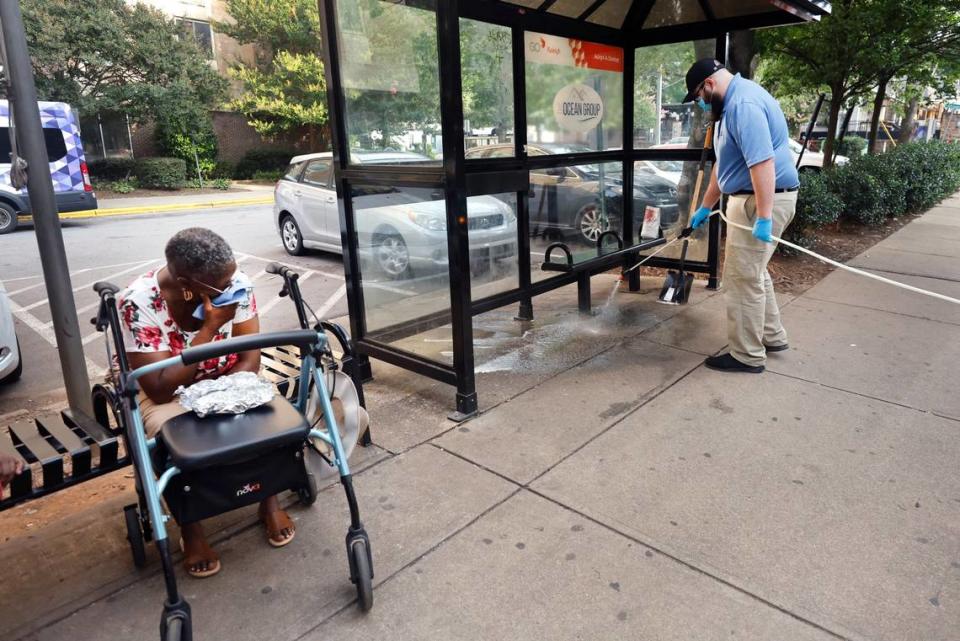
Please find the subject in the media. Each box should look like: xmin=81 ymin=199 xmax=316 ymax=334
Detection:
xmin=406 ymin=209 xmax=446 ymax=231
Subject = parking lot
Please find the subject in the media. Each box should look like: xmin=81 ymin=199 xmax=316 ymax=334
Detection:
xmin=0 ymin=205 xmax=349 ymax=416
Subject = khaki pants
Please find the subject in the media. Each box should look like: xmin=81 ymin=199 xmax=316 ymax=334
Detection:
xmin=139 ymin=393 xmax=190 ymax=438
xmin=722 ymin=191 xmax=797 ymax=367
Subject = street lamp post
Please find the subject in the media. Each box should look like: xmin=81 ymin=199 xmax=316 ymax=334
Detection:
xmin=0 ymin=1 xmax=93 ymax=414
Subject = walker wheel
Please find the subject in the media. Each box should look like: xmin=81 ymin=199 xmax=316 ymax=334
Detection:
xmin=350 ymin=538 xmax=373 ymax=612
xmin=124 ymin=503 xmax=146 ymax=568
xmin=297 ymin=482 xmax=318 ymax=506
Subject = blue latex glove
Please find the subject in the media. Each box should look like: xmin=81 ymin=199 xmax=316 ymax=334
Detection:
xmin=691 ymin=206 xmax=711 ymax=229
xmin=752 ymin=217 xmax=773 ymax=243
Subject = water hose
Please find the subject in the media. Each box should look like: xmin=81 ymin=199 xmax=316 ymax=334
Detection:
xmin=624 ymin=210 xmax=960 ymax=307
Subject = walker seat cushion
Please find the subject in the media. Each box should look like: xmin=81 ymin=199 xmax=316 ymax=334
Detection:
xmin=159 ymin=397 xmax=309 ymax=471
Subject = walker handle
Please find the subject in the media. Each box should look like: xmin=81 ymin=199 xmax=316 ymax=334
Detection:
xmin=179 ymin=329 xmax=321 ymax=365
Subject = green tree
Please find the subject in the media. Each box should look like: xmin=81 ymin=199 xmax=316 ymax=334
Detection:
xmin=759 ymin=0 xmax=960 ymax=163
xmin=217 ymin=0 xmax=328 ymax=144
xmin=21 ymin=0 xmax=226 ymax=132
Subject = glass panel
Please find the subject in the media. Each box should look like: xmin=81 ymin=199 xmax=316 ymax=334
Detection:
xmin=353 ymin=183 xmax=452 ymax=359
xmin=634 ymin=160 xmax=709 ymax=262
xmin=461 ymin=19 xmax=515 ymax=157
xmin=643 ymin=0 xmax=707 ymax=28
xmin=468 ymin=193 xmax=520 ymax=299
xmin=524 ymin=31 xmax=624 ymax=152
xmin=529 ymin=161 xmax=623 ymax=282
xmin=587 ymin=0 xmax=633 ymax=28
xmin=337 ymin=0 xmax=442 ymax=164
xmin=634 ymin=40 xmax=715 ymax=149
xmin=548 ymin=0 xmax=596 ymax=18
xmin=711 ymin=0 xmax=780 ymax=19
xmin=283 ymin=162 xmax=305 ymax=181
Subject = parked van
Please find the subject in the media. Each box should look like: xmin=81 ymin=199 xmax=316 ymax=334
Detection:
xmin=0 ymin=100 xmax=97 ymax=234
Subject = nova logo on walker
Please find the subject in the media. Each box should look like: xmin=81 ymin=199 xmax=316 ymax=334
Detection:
xmin=236 ymin=482 xmax=262 ymax=497
xmin=553 ymin=83 xmax=604 ymax=133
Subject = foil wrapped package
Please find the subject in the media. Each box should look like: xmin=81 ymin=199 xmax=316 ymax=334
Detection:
xmin=176 ymin=371 xmax=276 ymax=417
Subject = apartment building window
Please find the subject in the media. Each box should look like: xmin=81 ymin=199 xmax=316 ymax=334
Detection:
xmin=177 ymin=18 xmax=214 ymax=59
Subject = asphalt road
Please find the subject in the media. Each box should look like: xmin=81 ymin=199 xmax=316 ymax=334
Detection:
xmin=0 ymin=204 xmax=348 ymax=416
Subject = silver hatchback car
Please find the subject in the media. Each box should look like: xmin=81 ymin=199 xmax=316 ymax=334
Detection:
xmin=273 ymin=151 xmax=517 ymax=279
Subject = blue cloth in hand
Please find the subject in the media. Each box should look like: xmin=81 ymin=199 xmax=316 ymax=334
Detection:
xmin=192 ymin=271 xmax=253 ymax=320
xmin=752 ymin=217 xmax=773 ymax=243
xmin=691 ymin=206 xmax=711 ymax=229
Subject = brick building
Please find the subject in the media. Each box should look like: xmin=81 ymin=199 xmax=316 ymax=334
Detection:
xmin=86 ymin=1 xmax=311 ymax=163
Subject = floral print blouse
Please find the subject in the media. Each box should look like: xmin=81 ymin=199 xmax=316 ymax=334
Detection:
xmin=117 ymin=270 xmax=258 ymax=379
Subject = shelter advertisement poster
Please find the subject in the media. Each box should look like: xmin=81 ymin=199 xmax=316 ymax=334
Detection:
xmin=524 ymin=31 xmax=624 ymax=73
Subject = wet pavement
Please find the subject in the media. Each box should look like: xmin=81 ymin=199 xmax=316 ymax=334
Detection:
xmin=2 ymin=195 xmax=960 ymax=640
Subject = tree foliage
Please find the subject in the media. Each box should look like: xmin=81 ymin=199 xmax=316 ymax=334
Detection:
xmin=218 ymin=0 xmax=327 ymax=142
xmin=758 ymin=0 xmax=960 ymax=162
xmin=20 ymin=0 xmax=226 ymax=130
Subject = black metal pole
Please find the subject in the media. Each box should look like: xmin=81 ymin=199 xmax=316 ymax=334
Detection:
xmin=1 ymin=2 xmax=92 ymax=414
xmin=796 ymin=93 xmax=825 ymax=169
xmin=437 ymin=0 xmax=477 ymax=420
xmin=833 ymin=106 xmax=854 ymax=164
xmin=511 ymin=26 xmax=533 ymax=321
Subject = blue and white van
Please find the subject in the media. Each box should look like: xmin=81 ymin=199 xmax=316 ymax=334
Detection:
xmin=0 ymin=100 xmax=97 ymax=234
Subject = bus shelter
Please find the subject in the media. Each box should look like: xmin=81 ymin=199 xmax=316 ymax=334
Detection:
xmin=318 ymin=0 xmax=830 ymax=418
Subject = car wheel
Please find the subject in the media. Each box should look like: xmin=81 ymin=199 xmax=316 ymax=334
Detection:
xmin=280 ymin=215 xmax=305 ymax=256
xmin=574 ymin=204 xmax=617 ymax=246
xmin=1 ymin=337 xmax=22 ymax=384
xmin=373 ymin=232 xmax=411 ymax=279
xmin=0 ymin=202 xmax=17 ymax=235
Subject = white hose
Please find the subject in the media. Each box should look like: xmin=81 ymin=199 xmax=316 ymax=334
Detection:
xmin=623 ymin=236 xmax=685 ymax=273
xmin=712 ymin=210 xmax=960 ymax=306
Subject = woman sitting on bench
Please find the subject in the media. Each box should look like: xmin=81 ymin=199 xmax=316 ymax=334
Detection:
xmin=117 ymin=227 xmax=295 ymax=578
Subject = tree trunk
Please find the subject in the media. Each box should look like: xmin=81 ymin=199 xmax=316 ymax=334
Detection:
xmin=821 ymin=92 xmax=843 ymax=169
xmin=867 ymin=77 xmax=889 ymax=154
xmin=727 ymin=31 xmax=756 ymax=79
xmin=899 ymin=95 xmax=920 ymax=143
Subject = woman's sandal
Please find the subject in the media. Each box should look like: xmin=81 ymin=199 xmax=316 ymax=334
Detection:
xmin=259 ymin=507 xmax=296 ymax=548
xmin=179 ymin=536 xmax=221 ymax=579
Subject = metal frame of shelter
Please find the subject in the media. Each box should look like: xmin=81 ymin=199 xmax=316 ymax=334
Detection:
xmin=318 ymin=0 xmax=830 ymax=420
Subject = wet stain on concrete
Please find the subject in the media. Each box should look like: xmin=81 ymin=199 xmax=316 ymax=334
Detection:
xmin=703 ymin=452 xmax=712 ymax=459
xmin=566 ymin=553 xmax=576 ymax=561
xmin=709 ymin=398 xmax=734 ymax=414
xmin=916 ymin=537 xmax=930 ymax=544
xmin=458 ymin=427 xmax=470 ymax=433
xmin=792 ymin=480 xmax=804 ymax=485
xmin=515 ymin=542 xmax=526 ymax=550
xmin=609 ymin=581 xmax=620 ymax=592
xmin=378 ymin=496 xmax=388 ymax=503
xmin=482 ymin=538 xmax=493 ymax=545
xmin=571 ymin=525 xmax=584 ymax=532
xmin=617 ymin=611 xmax=628 ymax=621
xmin=381 ymin=503 xmax=395 ymax=511
xmin=669 ymin=520 xmax=678 ymax=526
xmin=261 ymin=586 xmax=272 ymax=595
xmin=645 ymin=550 xmax=653 ymax=558
xmin=929 ymin=596 xmax=940 ymax=607
xmin=321 ymin=548 xmax=332 ymax=557
xmin=600 ymin=401 xmax=635 ymax=420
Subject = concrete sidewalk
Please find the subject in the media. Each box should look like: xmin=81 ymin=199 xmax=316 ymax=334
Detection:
xmin=3 ymin=196 xmax=959 ymax=640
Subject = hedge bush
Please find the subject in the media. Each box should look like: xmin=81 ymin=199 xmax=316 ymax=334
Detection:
xmin=88 ymin=157 xmax=135 ymax=181
xmin=234 ymin=148 xmax=296 ymax=180
xmin=787 ymin=171 xmax=842 ymax=246
xmin=834 ymin=137 xmax=867 ymax=158
xmin=134 ymin=157 xmax=187 ymax=190
xmin=792 ymin=141 xmax=960 ymax=242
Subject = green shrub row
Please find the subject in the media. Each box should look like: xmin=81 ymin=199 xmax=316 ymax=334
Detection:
xmin=132 ymin=157 xmax=187 ymax=190
xmin=234 ymin=148 xmax=297 ymax=180
xmin=787 ymin=141 xmax=960 ymax=245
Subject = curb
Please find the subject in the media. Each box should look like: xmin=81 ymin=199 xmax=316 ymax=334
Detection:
xmin=16 ymin=196 xmax=273 ymax=222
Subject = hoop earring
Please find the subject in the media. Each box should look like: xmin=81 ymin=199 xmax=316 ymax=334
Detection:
xmin=182 ymin=289 xmax=194 ymax=302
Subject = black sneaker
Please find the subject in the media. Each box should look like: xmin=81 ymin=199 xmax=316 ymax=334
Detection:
xmin=704 ymin=353 xmax=765 ymax=373
xmin=764 ymin=343 xmax=789 ymax=353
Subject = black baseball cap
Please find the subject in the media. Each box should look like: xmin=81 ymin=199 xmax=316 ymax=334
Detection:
xmin=682 ymin=58 xmax=725 ymax=103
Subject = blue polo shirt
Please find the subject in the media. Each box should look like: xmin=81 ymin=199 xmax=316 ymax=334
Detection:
xmin=714 ymin=74 xmax=799 ymax=194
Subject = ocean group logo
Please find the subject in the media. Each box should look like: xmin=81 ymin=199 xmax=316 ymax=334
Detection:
xmin=552 ymin=83 xmax=604 ymax=134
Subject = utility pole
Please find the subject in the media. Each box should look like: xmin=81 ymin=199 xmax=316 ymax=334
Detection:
xmin=655 ymin=67 xmax=663 ymax=145
xmin=0 ymin=2 xmax=92 ymax=414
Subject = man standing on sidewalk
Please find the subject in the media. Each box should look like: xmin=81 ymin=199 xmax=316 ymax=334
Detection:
xmin=684 ymin=59 xmax=800 ymax=373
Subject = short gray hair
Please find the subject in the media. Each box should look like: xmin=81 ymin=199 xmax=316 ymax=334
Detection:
xmin=165 ymin=228 xmax=235 ymax=279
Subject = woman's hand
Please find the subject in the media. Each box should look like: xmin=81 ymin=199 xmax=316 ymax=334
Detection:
xmin=200 ymin=293 xmax=238 ymax=331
